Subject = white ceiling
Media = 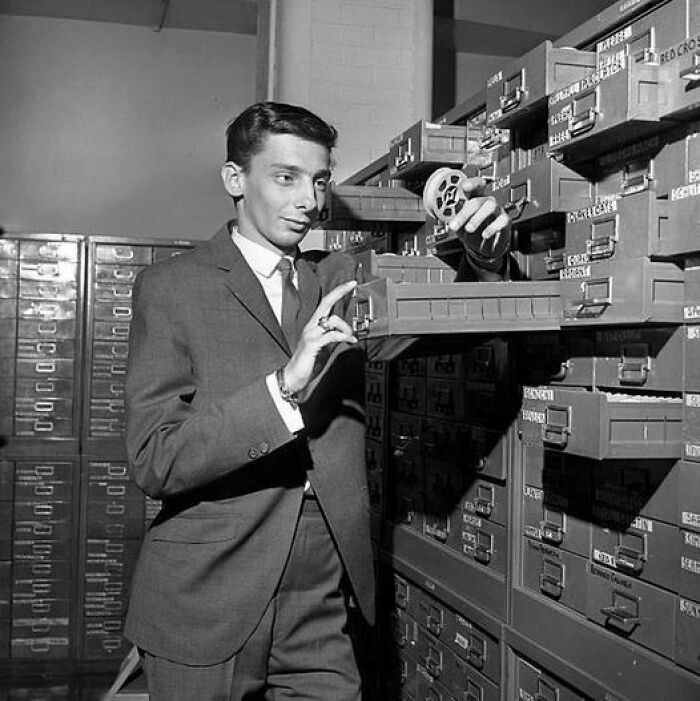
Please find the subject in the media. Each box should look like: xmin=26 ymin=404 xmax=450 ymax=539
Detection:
xmin=0 ymin=0 xmax=615 ymax=43
xmin=0 ymin=0 xmax=258 ymax=34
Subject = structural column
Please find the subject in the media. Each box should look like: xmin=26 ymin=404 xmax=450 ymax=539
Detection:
xmin=257 ymin=0 xmax=434 ymax=181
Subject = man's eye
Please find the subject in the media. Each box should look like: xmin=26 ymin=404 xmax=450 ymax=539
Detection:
xmin=315 ymin=180 xmax=328 ymax=191
xmin=275 ymin=173 xmax=294 ymax=184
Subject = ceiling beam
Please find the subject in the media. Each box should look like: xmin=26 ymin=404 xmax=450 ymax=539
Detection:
xmin=434 ymin=17 xmax=556 ymax=57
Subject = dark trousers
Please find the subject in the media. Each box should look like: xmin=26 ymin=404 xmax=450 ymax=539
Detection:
xmin=142 ymin=497 xmax=362 ymax=700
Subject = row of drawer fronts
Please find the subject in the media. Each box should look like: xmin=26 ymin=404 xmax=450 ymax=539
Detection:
xmin=389 ymin=411 xmax=511 ymax=481
xmin=387 ymin=571 xmax=500 ymax=684
xmin=520 ymin=540 xmax=700 ymax=671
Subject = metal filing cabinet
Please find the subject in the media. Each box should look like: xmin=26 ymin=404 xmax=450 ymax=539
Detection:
xmin=520 ymin=385 xmax=682 ymax=459
xmin=78 ymin=235 xmax=192 ymax=663
xmin=8 ymin=458 xmax=78 ymax=662
xmin=340 ymin=1 xmax=700 ymax=698
xmin=548 ymin=55 xmax=673 ymax=162
xmin=595 ymin=0 xmax=700 ymax=121
xmin=0 ymin=233 xmax=198 ymax=680
xmin=593 ymin=325 xmax=684 ymax=392
xmin=388 ymin=412 xmax=425 ymax=536
xmin=559 ymin=257 xmax=684 ymax=326
xmin=493 ymin=155 xmax=593 ymax=226
xmin=0 ymin=234 xmax=84 ymax=457
xmin=83 ymin=236 xmax=195 ymax=455
xmin=388 ymin=121 xmax=470 ymax=180
xmin=365 ymin=358 xmax=388 ymax=543
xmin=78 ymin=458 xmax=149 ymax=661
xmin=486 ymin=41 xmax=595 ymax=128
xmin=325 ymin=185 xmax=425 ymax=225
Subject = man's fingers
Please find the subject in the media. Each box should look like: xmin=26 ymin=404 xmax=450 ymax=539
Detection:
xmin=459 ymin=176 xmax=487 ymax=197
xmin=315 ymin=280 xmax=357 ymax=318
xmin=481 ymin=211 xmax=511 ymax=239
xmin=326 ymin=316 xmax=354 ymax=337
xmin=449 ymin=197 xmax=506 ymax=237
xmin=448 ymin=196 xmax=483 ymax=231
xmin=464 ymin=197 xmax=500 ymax=234
xmin=318 ymin=330 xmax=358 ymax=347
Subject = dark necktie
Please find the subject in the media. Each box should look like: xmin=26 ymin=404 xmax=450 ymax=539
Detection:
xmin=277 ymin=256 xmax=300 ymax=350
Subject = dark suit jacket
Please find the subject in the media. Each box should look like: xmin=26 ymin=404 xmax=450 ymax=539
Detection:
xmin=124 ymin=224 xmax=374 ymax=665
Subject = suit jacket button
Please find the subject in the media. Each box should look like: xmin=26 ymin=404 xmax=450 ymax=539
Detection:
xmin=248 ymin=447 xmax=258 ymax=459
xmin=259 ymin=442 xmax=269 ymax=454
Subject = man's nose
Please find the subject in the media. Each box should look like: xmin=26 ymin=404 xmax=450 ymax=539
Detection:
xmin=295 ymin=179 xmax=317 ymax=211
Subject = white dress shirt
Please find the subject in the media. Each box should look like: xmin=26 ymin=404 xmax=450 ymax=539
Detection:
xmin=231 ymin=227 xmax=305 ymax=435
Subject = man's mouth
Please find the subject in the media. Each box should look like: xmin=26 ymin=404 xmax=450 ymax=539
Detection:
xmin=283 ymin=218 xmax=310 ymax=232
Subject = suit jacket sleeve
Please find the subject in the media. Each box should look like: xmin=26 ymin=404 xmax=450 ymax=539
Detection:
xmin=125 ymin=266 xmax=296 ymax=499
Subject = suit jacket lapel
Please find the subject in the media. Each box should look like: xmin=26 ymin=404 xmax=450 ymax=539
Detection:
xmin=207 ymin=225 xmax=291 ymax=355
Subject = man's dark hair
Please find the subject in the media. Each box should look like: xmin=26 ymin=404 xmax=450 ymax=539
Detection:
xmin=225 ymin=102 xmax=338 ymax=171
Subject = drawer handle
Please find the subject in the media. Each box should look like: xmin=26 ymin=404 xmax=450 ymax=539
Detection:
xmin=37 ymin=244 xmax=59 ymax=260
xmin=679 ymin=52 xmax=700 ymax=82
xmin=587 ymin=235 xmax=616 ymax=260
xmin=540 ymin=519 xmax=564 ymax=545
xmin=477 ymin=128 xmax=505 ymax=151
xmin=34 ymin=420 xmax=55 ymax=432
xmin=541 ymin=404 xmax=570 ymax=448
xmin=112 ymin=306 xmax=131 ymax=318
xmin=426 ymin=613 xmax=442 ymax=636
xmin=601 ymin=590 xmax=640 ymax=634
xmin=103 ymin=638 xmax=123 ymax=652
xmin=107 ymin=465 xmax=127 ymax=477
xmin=34 ymin=381 xmax=55 ymax=393
xmin=500 ymin=85 xmax=525 ymax=113
xmin=569 ymin=106 xmax=599 ymax=137
xmin=393 ymin=137 xmax=414 ymax=170
xmin=617 ymin=358 xmax=651 ymax=386
xmin=467 ymin=634 xmax=484 ymax=668
xmin=37 ymin=322 xmax=57 ymax=335
xmin=391 ymin=434 xmax=416 ymax=458
xmin=614 ymin=544 xmax=645 ymax=574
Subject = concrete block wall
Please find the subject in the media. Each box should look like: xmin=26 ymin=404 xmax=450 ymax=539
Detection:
xmin=272 ymin=0 xmax=433 ymax=183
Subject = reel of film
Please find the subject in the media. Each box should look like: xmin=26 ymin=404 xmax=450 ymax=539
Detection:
xmin=422 ymin=167 xmax=510 ymax=265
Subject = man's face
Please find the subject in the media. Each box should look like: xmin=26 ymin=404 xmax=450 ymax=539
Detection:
xmin=226 ymin=132 xmax=331 ymax=255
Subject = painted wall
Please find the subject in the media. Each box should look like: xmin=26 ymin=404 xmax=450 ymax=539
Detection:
xmin=0 ymin=16 xmax=255 ymax=240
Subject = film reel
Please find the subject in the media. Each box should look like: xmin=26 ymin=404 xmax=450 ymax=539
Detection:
xmin=422 ymin=167 xmax=510 ymax=265
xmin=422 ymin=167 xmax=469 ymax=222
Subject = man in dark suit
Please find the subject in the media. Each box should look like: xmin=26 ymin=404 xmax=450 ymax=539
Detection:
xmin=124 ymin=101 xmax=508 ymax=700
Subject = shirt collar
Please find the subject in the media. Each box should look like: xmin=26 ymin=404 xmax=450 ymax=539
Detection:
xmin=230 ymin=224 xmax=294 ymax=279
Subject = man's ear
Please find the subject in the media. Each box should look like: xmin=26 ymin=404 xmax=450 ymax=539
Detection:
xmin=221 ymin=161 xmax=245 ymax=198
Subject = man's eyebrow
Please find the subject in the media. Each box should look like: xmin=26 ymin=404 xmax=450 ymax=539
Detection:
xmin=269 ymin=163 xmax=331 ymax=179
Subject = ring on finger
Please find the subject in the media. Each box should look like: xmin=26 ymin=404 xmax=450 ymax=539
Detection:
xmin=317 ymin=315 xmax=333 ymax=333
